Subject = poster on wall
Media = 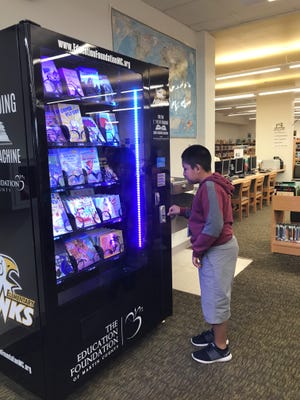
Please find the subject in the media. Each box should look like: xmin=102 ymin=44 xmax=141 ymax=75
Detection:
xmin=111 ymin=9 xmax=197 ymax=138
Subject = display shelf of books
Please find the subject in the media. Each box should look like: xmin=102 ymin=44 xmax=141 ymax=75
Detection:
xmin=271 ymin=195 xmax=300 ymax=256
xmin=41 ymin=55 xmax=126 ymax=288
xmin=293 ymin=137 xmax=300 ymax=178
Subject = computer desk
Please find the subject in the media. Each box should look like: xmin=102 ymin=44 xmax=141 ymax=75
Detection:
xmin=230 ymin=169 xmax=284 ymax=186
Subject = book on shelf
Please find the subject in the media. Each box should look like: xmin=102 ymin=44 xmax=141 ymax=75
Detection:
xmin=275 ymin=223 xmax=300 ymax=242
xmin=55 ymin=251 xmax=75 ymax=282
xmin=52 ymin=103 xmax=86 ymax=143
xmin=93 ymin=194 xmax=122 ymax=221
xmin=80 ymin=147 xmax=102 ymax=184
xmin=58 ymin=148 xmax=85 ymax=186
xmin=51 ymin=193 xmax=73 ymax=237
xmin=48 ymin=149 xmax=65 ymax=189
xmin=95 ymin=112 xmax=120 ymax=146
xmin=77 ymin=67 xmax=102 ymax=96
xmin=45 ymin=105 xmax=66 ymax=143
xmin=99 ymin=229 xmax=124 ymax=259
xmin=98 ymin=74 xmax=114 ymax=103
xmin=82 ymin=117 xmax=106 ymax=144
xmin=41 ymin=58 xmax=63 ymax=97
xmin=64 ymin=196 xmax=101 ymax=229
xmin=99 ymin=156 xmax=119 ymax=184
xmin=65 ymin=235 xmax=100 ymax=271
xmin=58 ymin=67 xmax=84 ymax=97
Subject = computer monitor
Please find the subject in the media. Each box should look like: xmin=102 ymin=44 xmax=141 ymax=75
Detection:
xmin=215 ymin=160 xmax=222 ymax=174
xmin=250 ymin=155 xmax=257 ymax=171
xmin=235 ymin=157 xmax=244 ymax=174
xmin=222 ymin=159 xmax=230 ymax=176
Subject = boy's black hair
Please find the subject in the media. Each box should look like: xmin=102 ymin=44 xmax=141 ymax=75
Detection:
xmin=181 ymin=145 xmax=211 ymax=172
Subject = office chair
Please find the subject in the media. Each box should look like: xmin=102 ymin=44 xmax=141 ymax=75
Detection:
xmin=263 ymin=171 xmax=277 ymax=206
xmin=231 ymin=179 xmax=251 ymax=221
xmin=250 ymin=175 xmax=264 ymax=212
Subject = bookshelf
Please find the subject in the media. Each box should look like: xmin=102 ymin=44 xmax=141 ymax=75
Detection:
xmin=215 ymin=141 xmax=255 ymax=160
xmin=293 ymin=137 xmax=300 ymax=178
xmin=271 ymin=196 xmax=300 ymax=256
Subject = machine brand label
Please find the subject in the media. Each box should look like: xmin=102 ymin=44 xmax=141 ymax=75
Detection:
xmin=70 ymin=306 xmax=143 ymax=382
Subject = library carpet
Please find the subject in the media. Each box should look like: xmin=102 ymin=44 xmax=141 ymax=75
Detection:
xmin=0 ymin=206 xmax=299 ymax=400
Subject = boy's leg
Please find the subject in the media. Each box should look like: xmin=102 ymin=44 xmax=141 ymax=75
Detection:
xmin=212 ymin=321 xmax=228 ymax=350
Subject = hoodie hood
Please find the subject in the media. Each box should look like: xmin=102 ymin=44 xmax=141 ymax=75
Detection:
xmin=202 ymin=172 xmax=234 ymax=196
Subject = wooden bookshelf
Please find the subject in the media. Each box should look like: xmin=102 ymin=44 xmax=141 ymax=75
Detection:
xmin=293 ymin=137 xmax=300 ymax=178
xmin=271 ymin=195 xmax=300 ymax=255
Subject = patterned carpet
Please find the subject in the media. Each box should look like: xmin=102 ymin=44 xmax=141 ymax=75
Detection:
xmin=1 ymin=205 xmax=300 ymax=400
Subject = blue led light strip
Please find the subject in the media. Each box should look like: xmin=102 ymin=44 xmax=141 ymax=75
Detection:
xmin=133 ymin=90 xmax=143 ymax=248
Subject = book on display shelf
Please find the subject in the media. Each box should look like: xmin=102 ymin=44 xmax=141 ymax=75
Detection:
xmin=77 ymin=67 xmax=102 ymax=96
xmin=95 ymin=112 xmax=120 ymax=146
xmin=58 ymin=148 xmax=85 ymax=186
xmin=48 ymin=149 xmax=65 ymax=189
xmin=64 ymin=196 xmax=101 ymax=229
xmin=58 ymin=67 xmax=84 ymax=97
xmin=65 ymin=235 xmax=100 ymax=271
xmin=82 ymin=117 xmax=106 ymax=144
xmin=99 ymin=229 xmax=124 ymax=259
xmin=55 ymin=251 xmax=76 ymax=282
xmin=99 ymin=156 xmax=118 ymax=183
xmin=80 ymin=147 xmax=102 ymax=184
xmin=51 ymin=193 xmax=73 ymax=237
xmin=45 ymin=105 xmax=66 ymax=143
xmin=52 ymin=103 xmax=86 ymax=143
xmin=93 ymin=194 xmax=122 ymax=221
xmin=41 ymin=57 xmax=63 ymax=97
xmin=98 ymin=74 xmax=114 ymax=102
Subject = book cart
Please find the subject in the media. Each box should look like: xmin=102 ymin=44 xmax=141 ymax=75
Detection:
xmin=271 ymin=195 xmax=300 ymax=256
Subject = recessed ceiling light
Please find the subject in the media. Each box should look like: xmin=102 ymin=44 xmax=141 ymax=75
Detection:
xmin=215 ymin=93 xmax=255 ymax=101
xmin=216 ymin=67 xmax=280 ymax=81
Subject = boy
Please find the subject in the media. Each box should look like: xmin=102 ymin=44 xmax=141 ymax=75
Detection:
xmin=168 ymin=145 xmax=239 ymax=364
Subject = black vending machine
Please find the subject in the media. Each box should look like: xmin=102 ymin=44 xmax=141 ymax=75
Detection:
xmin=0 ymin=21 xmax=172 ymax=399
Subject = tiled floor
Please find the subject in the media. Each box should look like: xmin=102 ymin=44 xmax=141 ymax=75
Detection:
xmin=172 ymin=246 xmax=252 ymax=295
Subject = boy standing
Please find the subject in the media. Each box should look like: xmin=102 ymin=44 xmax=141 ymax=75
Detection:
xmin=168 ymin=145 xmax=239 ymax=364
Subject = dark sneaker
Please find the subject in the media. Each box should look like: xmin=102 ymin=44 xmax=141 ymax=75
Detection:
xmin=191 ymin=329 xmax=214 ymax=347
xmin=192 ymin=343 xmax=232 ymax=364
xmin=191 ymin=330 xmax=229 ymax=347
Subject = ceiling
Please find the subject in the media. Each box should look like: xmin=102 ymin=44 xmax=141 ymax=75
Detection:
xmin=141 ymin=0 xmax=300 ymax=120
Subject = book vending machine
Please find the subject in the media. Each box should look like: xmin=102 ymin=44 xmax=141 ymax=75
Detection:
xmin=0 ymin=21 xmax=172 ymax=399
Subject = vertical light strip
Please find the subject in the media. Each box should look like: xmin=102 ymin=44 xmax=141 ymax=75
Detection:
xmin=133 ymin=90 xmax=143 ymax=248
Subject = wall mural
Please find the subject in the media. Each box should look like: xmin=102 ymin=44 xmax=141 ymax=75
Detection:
xmin=112 ymin=9 xmax=197 ymax=138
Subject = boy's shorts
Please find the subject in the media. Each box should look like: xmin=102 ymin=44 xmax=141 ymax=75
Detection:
xmin=198 ymin=236 xmax=239 ymax=324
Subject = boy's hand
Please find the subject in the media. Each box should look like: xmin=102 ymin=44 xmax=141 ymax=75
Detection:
xmin=167 ymin=204 xmax=180 ymax=217
xmin=192 ymin=256 xmax=201 ymax=269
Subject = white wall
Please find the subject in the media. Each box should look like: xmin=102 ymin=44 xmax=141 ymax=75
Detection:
xmin=256 ymin=93 xmax=294 ymax=181
xmin=216 ymin=120 xmax=256 ymax=143
xmin=0 ymin=0 xmax=200 ymax=178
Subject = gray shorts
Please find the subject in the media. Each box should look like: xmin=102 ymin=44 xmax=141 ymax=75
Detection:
xmin=199 ymin=236 xmax=239 ymax=324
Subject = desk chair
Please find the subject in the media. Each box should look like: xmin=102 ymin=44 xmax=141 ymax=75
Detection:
xmin=249 ymin=175 xmax=264 ymax=212
xmin=231 ymin=179 xmax=251 ymax=221
xmin=263 ymin=171 xmax=277 ymax=206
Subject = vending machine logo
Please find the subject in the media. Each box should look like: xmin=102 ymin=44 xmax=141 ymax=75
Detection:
xmin=0 ymin=121 xmax=12 ymax=145
xmin=124 ymin=306 xmax=143 ymax=340
xmin=0 ymin=254 xmax=35 ymax=327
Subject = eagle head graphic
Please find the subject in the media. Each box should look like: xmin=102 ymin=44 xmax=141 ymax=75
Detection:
xmin=0 ymin=254 xmax=21 ymax=296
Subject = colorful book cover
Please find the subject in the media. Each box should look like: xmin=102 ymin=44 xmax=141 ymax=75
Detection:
xmin=45 ymin=105 xmax=66 ymax=143
xmin=80 ymin=147 xmax=102 ymax=184
xmin=99 ymin=157 xmax=118 ymax=183
xmin=51 ymin=193 xmax=73 ymax=237
xmin=77 ymin=67 xmax=101 ymax=96
xmin=41 ymin=58 xmax=63 ymax=97
xmin=53 ymin=103 xmax=86 ymax=143
xmin=99 ymin=229 xmax=124 ymax=259
xmin=65 ymin=235 xmax=100 ymax=271
xmin=95 ymin=112 xmax=120 ymax=146
xmin=82 ymin=117 xmax=106 ymax=144
xmin=93 ymin=194 xmax=121 ymax=221
xmin=48 ymin=149 xmax=65 ymax=189
xmin=58 ymin=67 xmax=84 ymax=97
xmin=98 ymin=74 xmax=114 ymax=102
xmin=58 ymin=148 xmax=85 ymax=186
xmin=55 ymin=251 xmax=75 ymax=281
xmin=64 ymin=196 xmax=101 ymax=229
